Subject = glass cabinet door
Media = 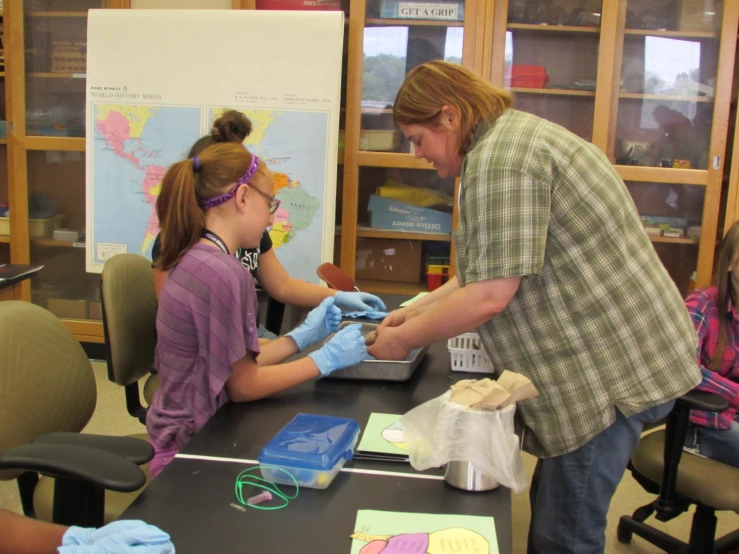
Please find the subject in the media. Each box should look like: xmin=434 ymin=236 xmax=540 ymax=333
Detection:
xmin=499 ymin=0 xmax=603 ymax=141
xmin=347 ymin=0 xmax=467 ymax=292
xmin=612 ymin=0 xmax=726 ymax=294
xmin=361 ymin=0 xmax=465 ymax=153
xmin=613 ymin=0 xmax=721 ymax=170
xmin=24 ymin=2 xmax=101 ymax=320
xmin=27 ymin=150 xmax=99 ymax=320
xmin=25 ymin=3 xmax=102 ymax=138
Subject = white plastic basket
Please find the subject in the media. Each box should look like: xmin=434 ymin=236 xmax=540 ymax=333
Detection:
xmin=447 ymin=332 xmax=494 ymax=373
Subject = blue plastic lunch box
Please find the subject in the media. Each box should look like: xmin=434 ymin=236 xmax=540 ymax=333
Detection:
xmin=258 ymin=413 xmax=361 ymax=489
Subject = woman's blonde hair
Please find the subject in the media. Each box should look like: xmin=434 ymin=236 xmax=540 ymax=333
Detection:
xmin=709 ymin=220 xmax=739 ymax=369
xmin=393 ymin=60 xmax=512 ymax=156
xmin=155 ymin=142 xmax=270 ymax=271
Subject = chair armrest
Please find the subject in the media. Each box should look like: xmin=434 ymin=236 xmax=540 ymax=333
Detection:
xmin=676 ymin=390 xmax=730 ymax=413
xmin=0 ymin=443 xmax=146 ymax=493
xmin=655 ymin=390 xmax=728 ymax=520
xmin=34 ymin=432 xmax=154 ymax=465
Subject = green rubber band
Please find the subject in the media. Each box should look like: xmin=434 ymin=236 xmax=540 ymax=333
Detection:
xmin=234 ymin=466 xmax=300 ymax=511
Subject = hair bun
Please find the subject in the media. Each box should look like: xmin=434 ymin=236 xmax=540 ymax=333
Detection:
xmin=211 ymin=110 xmax=253 ymax=144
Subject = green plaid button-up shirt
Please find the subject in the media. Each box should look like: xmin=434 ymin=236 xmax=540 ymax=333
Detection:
xmin=455 ymin=109 xmax=701 ymax=457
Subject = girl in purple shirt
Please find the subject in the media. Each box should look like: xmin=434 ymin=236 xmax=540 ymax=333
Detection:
xmin=148 ymin=142 xmax=367 ymax=476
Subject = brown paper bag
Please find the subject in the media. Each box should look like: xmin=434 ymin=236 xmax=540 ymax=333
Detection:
xmin=450 ymin=378 xmax=512 ymax=410
xmin=496 ymin=370 xmax=539 ymax=403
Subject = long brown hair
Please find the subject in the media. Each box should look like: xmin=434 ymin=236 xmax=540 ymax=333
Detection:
xmin=709 ymin=220 xmax=739 ymax=369
xmin=156 ymin=142 xmax=258 ymax=270
xmin=393 ymin=61 xmax=512 ymax=156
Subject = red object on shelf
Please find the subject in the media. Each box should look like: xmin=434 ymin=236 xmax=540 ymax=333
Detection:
xmin=426 ymin=272 xmax=449 ymax=291
xmin=508 ymin=65 xmax=548 ymax=88
xmin=255 ymin=0 xmax=343 ymax=9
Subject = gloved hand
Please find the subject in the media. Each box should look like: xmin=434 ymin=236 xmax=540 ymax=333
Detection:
xmin=60 ymin=520 xmax=174 ymax=553
xmin=286 ymin=297 xmax=342 ymax=351
xmin=308 ymin=324 xmax=368 ymax=377
xmin=334 ymin=291 xmax=387 ymax=312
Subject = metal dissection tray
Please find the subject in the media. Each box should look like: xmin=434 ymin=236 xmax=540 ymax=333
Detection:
xmin=315 ymin=321 xmax=428 ymax=381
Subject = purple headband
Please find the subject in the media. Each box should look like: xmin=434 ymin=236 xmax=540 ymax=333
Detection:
xmin=199 ymin=155 xmax=260 ymax=210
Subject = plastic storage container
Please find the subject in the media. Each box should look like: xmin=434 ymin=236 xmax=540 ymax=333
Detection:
xmin=507 ymin=65 xmax=547 ymax=88
xmin=258 ymin=413 xmax=360 ymax=489
xmin=448 ymin=332 xmax=494 ymax=373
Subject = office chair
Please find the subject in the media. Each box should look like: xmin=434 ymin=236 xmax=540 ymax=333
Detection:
xmin=0 ymin=301 xmax=153 ymax=528
xmin=316 ymin=262 xmax=359 ymax=292
xmin=101 ymin=253 xmax=159 ymax=425
xmin=618 ymin=391 xmax=739 ymax=553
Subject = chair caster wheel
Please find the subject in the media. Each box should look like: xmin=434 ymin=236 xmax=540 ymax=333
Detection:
xmin=617 ymin=524 xmax=633 ymax=544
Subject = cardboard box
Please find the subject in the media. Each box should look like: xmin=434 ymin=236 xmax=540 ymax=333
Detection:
xmin=355 ymin=238 xmax=423 ymax=284
xmin=368 ymin=195 xmax=452 ymax=235
xmin=48 ymin=298 xmax=88 ymax=320
xmin=89 ymin=301 xmax=103 ymax=321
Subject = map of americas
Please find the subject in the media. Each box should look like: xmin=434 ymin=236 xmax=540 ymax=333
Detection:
xmin=93 ymin=105 xmax=329 ymax=283
xmin=92 ymin=104 xmax=201 ymax=260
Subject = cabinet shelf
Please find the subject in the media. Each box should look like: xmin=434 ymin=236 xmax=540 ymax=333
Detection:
xmin=0 ymin=235 xmax=10 ymax=243
xmin=508 ymin=23 xmax=599 ymax=33
xmin=365 ymin=18 xmax=463 ymax=27
xmin=29 ymin=72 xmax=86 ymax=79
xmin=615 ymin=165 xmax=708 ymax=186
xmin=30 ymin=238 xmax=84 ymax=248
xmin=357 ymin=226 xmax=452 ymax=242
xmin=0 ymin=139 xmax=6 ymax=145
xmin=24 ymin=137 xmax=85 ymax=152
xmin=27 ymin=11 xmax=88 ymax=17
xmin=357 ymin=279 xmax=429 ymax=295
xmin=619 ymin=93 xmax=713 ymax=103
xmin=648 ymin=236 xmax=699 ymax=245
xmin=356 ymin=151 xmax=434 ymax=169
xmin=624 ymin=29 xmax=717 ymax=39
xmin=510 ymin=87 xmax=595 ymax=97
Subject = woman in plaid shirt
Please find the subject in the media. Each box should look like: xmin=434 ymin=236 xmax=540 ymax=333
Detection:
xmin=684 ymin=221 xmax=739 ymax=468
xmin=370 ymin=61 xmax=701 ymax=554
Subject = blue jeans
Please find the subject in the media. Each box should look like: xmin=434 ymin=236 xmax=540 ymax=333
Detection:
xmin=685 ymin=420 xmax=739 ymax=469
xmin=527 ymin=401 xmax=674 ymax=554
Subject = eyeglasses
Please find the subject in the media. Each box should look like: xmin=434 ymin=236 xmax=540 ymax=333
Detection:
xmin=246 ymin=183 xmax=281 ymax=215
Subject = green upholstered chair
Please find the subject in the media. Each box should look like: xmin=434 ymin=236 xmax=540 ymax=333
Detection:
xmin=0 ymin=301 xmax=152 ymax=527
xmin=618 ymin=391 xmax=739 ymax=553
xmin=101 ymin=253 xmax=159 ymax=425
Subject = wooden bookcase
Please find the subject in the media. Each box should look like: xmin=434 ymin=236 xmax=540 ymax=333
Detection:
xmin=338 ymin=0 xmax=739 ymax=297
xmin=3 ymin=0 xmax=738 ymax=344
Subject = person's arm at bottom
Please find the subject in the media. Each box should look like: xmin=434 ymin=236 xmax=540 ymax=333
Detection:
xmin=0 ymin=509 xmax=66 ymax=554
xmin=369 ymin=276 xmax=520 ymax=360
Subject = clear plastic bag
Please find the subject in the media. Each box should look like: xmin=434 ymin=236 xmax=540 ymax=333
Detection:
xmin=401 ymin=391 xmax=528 ymax=492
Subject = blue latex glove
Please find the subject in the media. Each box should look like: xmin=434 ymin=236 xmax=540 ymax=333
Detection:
xmin=286 ymin=297 xmax=342 ymax=351
xmin=308 ymin=323 xmax=368 ymax=377
xmin=60 ymin=520 xmax=174 ymax=553
xmin=334 ymin=291 xmax=387 ymax=312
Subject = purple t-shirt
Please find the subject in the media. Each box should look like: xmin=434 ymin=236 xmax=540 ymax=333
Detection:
xmin=147 ymin=243 xmax=260 ymax=457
